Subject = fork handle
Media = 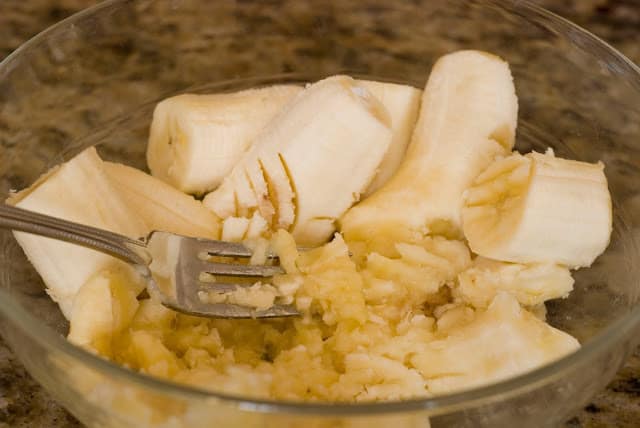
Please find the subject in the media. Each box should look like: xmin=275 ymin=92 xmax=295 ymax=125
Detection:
xmin=0 ymin=204 xmax=150 ymax=266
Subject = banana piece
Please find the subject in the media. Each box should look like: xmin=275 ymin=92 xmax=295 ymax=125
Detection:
xmin=68 ymin=266 xmax=139 ymax=357
xmin=147 ymin=85 xmax=302 ymax=195
xmin=7 ymin=148 xmax=148 ymax=319
xmin=221 ymin=216 xmax=250 ymax=242
xmin=203 ymin=75 xmax=392 ymax=246
xmin=411 ymin=292 xmax=580 ymax=395
xmin=456 ymin=256 xmax=574 ymax=308
xmin=217 ymin=212 xmax=270 ymax=244
xmin=245 ymin=212 xmax=269 ymax=239
xmin=357 ymin=80 xmax=422 ymax=195
xmin=462 ymin=150 xmax=612 ymax=268
xmin=340 ymin=51 xmax=518 ymax=254
xmin=103 ymin=162 xmax=220 ymax=239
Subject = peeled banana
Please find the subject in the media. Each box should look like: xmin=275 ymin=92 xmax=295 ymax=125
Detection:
xmin=147 ymin=85 xmax=302 ymax=195
xmin=7 ymin=148 xmax=148 ymax=318
xmin=104 ymin=162 xmax=220 ymax=239
xmin=340 ymin=50 xmax=518 ymax=254
xmin=357 ymin=80 xmax=422 ymax=195
xmin=68 ymin=265 xmax=139 ymax=357
xmin=462 ymin=150 xmax=612 ymax=268
xmin=411 ymin=292 xmax=580 ymax=395
xmin=203 ymin=75 xmax=392 ymax=246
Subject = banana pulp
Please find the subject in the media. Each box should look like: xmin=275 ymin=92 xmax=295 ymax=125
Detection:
xmin=8 ymin=50 xmax=612 ymax=405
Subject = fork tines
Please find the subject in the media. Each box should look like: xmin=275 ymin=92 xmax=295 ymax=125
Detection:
xmin=194 ymin=238 xmax=277 ymax=259
xmin=195 ymin=259 xmax=284 ymax=277
xmin=192 ymin=238 xmax=282 ymax=278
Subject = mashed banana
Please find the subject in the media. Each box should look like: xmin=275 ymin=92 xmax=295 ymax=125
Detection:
xmin=69 ymin=230 xmax=579 ymax=401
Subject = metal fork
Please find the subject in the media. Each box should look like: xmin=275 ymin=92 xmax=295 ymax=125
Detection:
xmin=0 ymin=204 xmax=299 ymax=319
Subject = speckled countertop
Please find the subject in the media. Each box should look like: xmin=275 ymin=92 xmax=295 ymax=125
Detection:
xmin=0 ymin=0 xmax=639 ymax=427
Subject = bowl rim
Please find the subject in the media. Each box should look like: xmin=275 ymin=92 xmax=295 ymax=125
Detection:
xmin=1 ymin=0 xmax=640 ymax=417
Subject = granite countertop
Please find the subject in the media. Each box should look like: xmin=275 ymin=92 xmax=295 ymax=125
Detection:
xmin=0 ymin=0 xmax=639 ymax=427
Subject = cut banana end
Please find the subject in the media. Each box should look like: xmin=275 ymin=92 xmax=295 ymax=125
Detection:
xmin=357 ymin=80 xmax=422 ymax=196
xmin=204 ymin=75 xmax=392 ymax=246
xmin=340 ymin=51 xmax=518 ymax=255
xmin=462 ymin=150 xmax=612 ymax=268
xmin=104 ymin=162 xmax=220 ymax=239
xmin=147 ymin=85 xmax=302 ymax=195
xmin=6 ymin=148 xmax=148 ymax=319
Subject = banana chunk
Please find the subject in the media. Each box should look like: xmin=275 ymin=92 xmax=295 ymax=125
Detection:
xmin=68 ymin=266 xmax=140 ymax=357
xmin=7 ymin=148 xmax=148 ymax=318
xmin=462 ymin=150 xmax=612 ymax=268
xmin=147 ymin=85 xmax=302 ymax=195
xmin=357 ymin=80 xmax=422 ymax=195
xmin=204 ymin=76 xmax=392 ymax=246
xmin=411 ymin=293 xmax=579 ymax=395
xmin=221 ymin=216 xmax=251 ymax=242
xmin=104 ymin=162 xmax=220 ymax=239
xmin=340 ymin=51 xmax=518 ymax=254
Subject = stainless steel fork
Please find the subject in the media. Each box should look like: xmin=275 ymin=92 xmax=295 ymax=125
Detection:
xmin=0 ymin=204 xmax=299 ymax=318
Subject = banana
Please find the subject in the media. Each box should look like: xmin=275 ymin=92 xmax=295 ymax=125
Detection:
xmin=103 ymin=162 xmax=220 ymax=239
xmin=411 ymin=292 xmax=579 ymax=395
xmin=340 ymin=51 xmax=518 ymax=255
xmin=462 ymin=150 xmax=612 ymax=268
xmin=245 ymin=212 xmax=269 ymax=239
xmin=68 ymin=265 xmax=139 ymax=357
xmin=456 ymin=256 xmax=574 ymax=308
xmin=357 ymin=80 xmax=422 ymax=195
xmin=147 ymin=85 xmax=302 ymax=195
xmin=219 ymin=212 xmax=270 ymax=242
xmin=203 ymin=75 xmax=392 ymax=246
xmin=362 ymin=237 xmax=471 ymax=307
xmin=221 ymin=216 xmax=251 ymax=242
xmin=7 ymin=147 xmax=148 ymax=318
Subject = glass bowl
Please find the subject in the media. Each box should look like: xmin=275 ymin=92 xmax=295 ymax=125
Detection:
xmin=1 ymin=1 xmax=639 ymax=427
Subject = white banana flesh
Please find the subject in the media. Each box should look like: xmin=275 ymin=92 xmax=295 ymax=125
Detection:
xmin=104 ymin=162 xmax=220 ymax=239
xmin=203 ymin=75 xmax=392 ymax=246
xmin=456 ymin=256 xmax=574 ymax=308
xmin=357 ymin=80 xmax=422 ymax=195
xmin=362 ymin=237 xmax=471 ymax=309
xmin=219 ymin=212 xmax=269 ymax=242
xmin=221 ymin=216 xmax=251 ymax=242
xmin=68 ymin=266 xmax=139 ymax=357
xmin=462 ymin=150 xmax=612 ymax=268
xmin=411 ymin=293 xmax=580 ymax=395
xmin=340 ymin=51 xmax=518 ymax=254
xmin=147 ymin=85 xmax=302 ymax=195
xmin=7 ymin=148 xmax=148 ymax=319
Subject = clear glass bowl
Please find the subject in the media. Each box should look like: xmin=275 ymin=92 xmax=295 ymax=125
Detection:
xmin=1 ymin=1 xmax=639 ymax=427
